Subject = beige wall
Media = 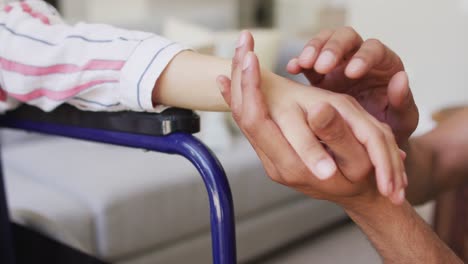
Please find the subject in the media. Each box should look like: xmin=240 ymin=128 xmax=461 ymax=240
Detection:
xmin=58 ymin=0 xmax=468 ymax=133
xmin=60 ymin=0 xmax=238 ymax=31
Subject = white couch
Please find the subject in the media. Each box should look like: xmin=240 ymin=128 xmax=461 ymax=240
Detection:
xmin=2 ymin=127 xmax=346 ymax=263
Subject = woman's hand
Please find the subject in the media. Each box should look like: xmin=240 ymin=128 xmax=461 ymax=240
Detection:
xmin=217 ymin=31 xmax=407 ymax=205
xmin=288 ymin=27 xmax=418 ymax=147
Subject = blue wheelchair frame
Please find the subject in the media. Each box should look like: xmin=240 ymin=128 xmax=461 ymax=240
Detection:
xmin=0 ymin=106 xmax=237 ymax=264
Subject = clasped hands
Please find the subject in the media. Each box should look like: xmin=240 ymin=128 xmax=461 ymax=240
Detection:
xmin=216 ymin=28 xmax=419 ymax=209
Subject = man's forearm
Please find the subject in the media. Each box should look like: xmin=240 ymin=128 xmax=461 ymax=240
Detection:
xmin=345 ymin=197 xmax=462 ymax=263
xmin=405 ymin=107 xmax=468 ymax=204
xmin=403 ymin=138 xmax=437 ymax=204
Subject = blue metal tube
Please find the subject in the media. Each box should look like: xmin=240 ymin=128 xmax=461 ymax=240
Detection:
xmin=0 ymin=120 xmax=237 ymax=264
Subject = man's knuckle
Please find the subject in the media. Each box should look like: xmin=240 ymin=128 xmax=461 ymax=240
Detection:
xmin=336 ymin=93 xmax=354 ymax=104
xmin=365 ymin=38 xmax=383 ymax=47
xmin=278 ymin=157 xmax=304 ymax=176
xmin=265 ymin=169 xmax=283 ymax=184
xmin=240 ymin=113 xmax=263 ymax=131
xmin=240 ymin=118 xmax=255 ymax=132
xmin=306 ymin=39 xmax=323 ymax=49
xmin=232 ymin=52 xmax=241 ymax=67
xmin=282 ymin=175 xmax=305 ymax=187
xmin=319 ymin=28 xmax=335 ymax=38
xmin=325 ymin=39 xmax=342 ymax=53
xmin=231 ymin=109 xmax=242 ymax=122
xmin=348 ymin=161 xmax=373 ymax=181
xmin=342 ymin=26 xmax=358 ymax=36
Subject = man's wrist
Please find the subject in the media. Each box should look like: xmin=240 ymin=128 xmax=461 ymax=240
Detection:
xmin=340 ymin=192 xmax=391 ymax=220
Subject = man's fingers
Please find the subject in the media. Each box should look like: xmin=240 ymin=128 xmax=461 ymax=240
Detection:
xmin=286 ymin=57 xmax=302 ymax=74
xmin=231 ymin=30 xmax=255 ymax=114
xmin=334 ymin=100 xmax=395 ymax=196
xmin=307 ymin=103 xmax=372 ymax=182
xmin=388 ymin=71 xmax=414 ymax=110
xmin=216 ymin=73 xmax=283 ymax=183
xmin=314 ymin=27 xmax=364 ymax=74
xmin=345 ymin=38 xmax=387 ymax=79
xmin=216 ymin=75 xmax=232 ymax=106
xmin=387 ymin=71 xmax=419 ymax=144
xmin=290 ymin=27 xmax=364 ymax=84
xmin=296 ymin=29 xmax=335 ymax=69
xmin=236 ymin=62 xmax=310 ymax=186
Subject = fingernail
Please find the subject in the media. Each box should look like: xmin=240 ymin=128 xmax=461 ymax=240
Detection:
xmin=243 ymin=53 xmax=253 ymax=71
xmin=314 ymin=159 xmax=337 ymax=180
xmin=288 ymin=58 xmax=299 ymax=68
xmin=404 ymin=86 xmax=411 ymax=102
xmin=347 ymin=58 xmax=365 ymax=75
xmin=216 ymin=79 xmax=225 ymax=92
xmin=237 ymin=31 xmax=248 ymax=48
xmin=316 ymin=50 xmax=336 ymax=70
xmin=299 ymin=46 xmax=316 ymax=62
xmin=399 ymin=149 xmax=407 ymax=160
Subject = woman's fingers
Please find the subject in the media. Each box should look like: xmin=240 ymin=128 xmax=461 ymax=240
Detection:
xmin=355 ymin=99 xmax=407 ymax=204
xmin=332 ymin=96 xmax=396 ymax=196
xmin=379 ymin=123 xmax=406 ymax=204
xmin=342 ymin=103 xmax=408 ymax=202
xmin=307 ymin=103 xmax=372 ymax=182
xmin=274 ymin=106 xmax=338 ymax=181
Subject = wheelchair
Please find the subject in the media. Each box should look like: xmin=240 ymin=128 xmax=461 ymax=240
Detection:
xmin=0 ymin=105 xmax=237 ymax=264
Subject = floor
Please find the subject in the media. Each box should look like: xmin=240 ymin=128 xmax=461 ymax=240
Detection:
xmin=258 ymin=203 xmax=435 ymax=264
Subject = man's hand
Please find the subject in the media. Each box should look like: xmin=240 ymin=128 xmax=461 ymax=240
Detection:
xmin=217 ymin=31 xmax=407 ymax=204
xmin=288 ymin=27 xmax=419 ymax=146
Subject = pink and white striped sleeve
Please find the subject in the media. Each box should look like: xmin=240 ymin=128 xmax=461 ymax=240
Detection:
xmin=0 ymin=0 xmax=188 ymax=113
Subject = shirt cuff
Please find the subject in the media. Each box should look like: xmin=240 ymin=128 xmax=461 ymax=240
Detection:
xmin=119 ymin=35 xmax=188 ymax=112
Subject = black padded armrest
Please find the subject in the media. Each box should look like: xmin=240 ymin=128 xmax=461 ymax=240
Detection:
xmin=0 ymin=105 xmax=200 ymax=136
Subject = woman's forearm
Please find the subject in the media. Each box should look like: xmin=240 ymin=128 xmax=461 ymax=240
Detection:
xmin=153 ymin=51 xmax=231 ymax=111
xmin=153 ymin=50 xmax=288 ymax=112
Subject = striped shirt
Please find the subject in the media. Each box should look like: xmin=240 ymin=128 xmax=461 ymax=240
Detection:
xmin=0 ymin=0 xmax=187 ymax=113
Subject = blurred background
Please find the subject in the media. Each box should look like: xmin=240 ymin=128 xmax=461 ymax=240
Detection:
xmin=58 ymin=0 xmax=468 ymax=135
xmin=6 ymin=1 xmax=467 ymax=263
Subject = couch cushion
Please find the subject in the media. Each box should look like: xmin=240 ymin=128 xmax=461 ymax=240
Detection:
xmin=3 ymin=135 xmax=300 ymax=260
xmin=1 ymin=129 xmax=52 ymax=147
xmin=3 ymin=165 xmax=95 ymax=254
